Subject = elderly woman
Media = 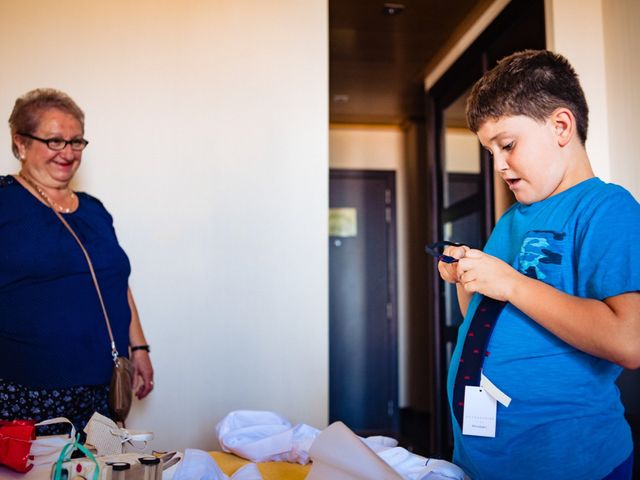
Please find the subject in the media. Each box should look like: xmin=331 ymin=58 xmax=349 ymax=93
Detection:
xmin=0 ymin=88 xmax=153 ymax=432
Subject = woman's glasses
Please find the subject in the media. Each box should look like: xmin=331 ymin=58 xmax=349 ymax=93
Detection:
xmin=425 ymin=240 xmax=467 ymax=263
xmin=18 ymin=132 xmax=89 ymax=151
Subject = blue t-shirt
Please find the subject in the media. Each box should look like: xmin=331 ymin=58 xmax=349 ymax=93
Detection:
xmin=447 ymin=178 xmax=639 ymax=480
xmin=0 ymin=175 xmax=131 ymax=388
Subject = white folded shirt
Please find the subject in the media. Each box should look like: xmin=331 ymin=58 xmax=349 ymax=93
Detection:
xmin=216 ymin=410 xmax=320 ymax=464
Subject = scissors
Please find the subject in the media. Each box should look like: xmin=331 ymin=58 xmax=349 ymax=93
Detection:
xmin=424 ymin=240 xmax=468 ymax=263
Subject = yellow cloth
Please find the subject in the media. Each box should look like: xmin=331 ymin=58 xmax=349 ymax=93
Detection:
xmin=210 ymin=451 xmax=310 ymax=480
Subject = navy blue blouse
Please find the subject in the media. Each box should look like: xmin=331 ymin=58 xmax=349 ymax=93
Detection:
xmin=0 ymin=175 xmax=131 ymax=388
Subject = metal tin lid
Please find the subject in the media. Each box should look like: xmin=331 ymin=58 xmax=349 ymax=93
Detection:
xmin=111 ymin=462 xmax=131 ymax=471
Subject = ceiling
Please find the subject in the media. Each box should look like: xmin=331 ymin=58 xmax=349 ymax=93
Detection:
xmin=329 ymin=0 xmax=492 ymax=125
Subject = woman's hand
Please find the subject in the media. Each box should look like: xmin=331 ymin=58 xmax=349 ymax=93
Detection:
xmin=437 ymin=244 xmax=470 ymax=283
xmin=457 ymin=249 xmax=519 ymax=301
xmin=127 ymin=288 xmax=154 ymax=399
xmin=131 ymin=350 xmax=154 ymax=399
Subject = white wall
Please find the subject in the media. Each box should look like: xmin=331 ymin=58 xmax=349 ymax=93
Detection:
xmin=444 ymin=128 xmax=480 ymax=173
xmin=546 ymin=0 xmax=640 ymax=200
xmin=602 ymin=0 xmax=640 ymax=199
xmin=0 ymin=0 xmax=328 ymax=452
xmin=329 ymin=125 xmax=410 ymax=406
xmin=330 ymin=125 xmax=404 ymax=171
xmin=545 ymin=0 xmax=611 ymax=181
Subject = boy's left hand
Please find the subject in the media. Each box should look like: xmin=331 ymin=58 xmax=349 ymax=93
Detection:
xmin=457 ymin=249 xmax=518 ymax=301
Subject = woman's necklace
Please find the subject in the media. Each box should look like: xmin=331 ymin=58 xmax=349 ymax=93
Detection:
xmin=18 ymin=172 xmax=77 ymax=213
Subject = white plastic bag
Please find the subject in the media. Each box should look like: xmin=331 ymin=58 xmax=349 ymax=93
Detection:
xmin=30 ymin=417 xmax=76 ymax=467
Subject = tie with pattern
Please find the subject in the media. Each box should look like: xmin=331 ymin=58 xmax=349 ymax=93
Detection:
xmin=452 ymin=296 xmax=507 ymax=429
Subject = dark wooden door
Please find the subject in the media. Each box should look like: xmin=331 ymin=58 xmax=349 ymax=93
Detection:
xmin=329 ymin=169 xmax=398 ymax=435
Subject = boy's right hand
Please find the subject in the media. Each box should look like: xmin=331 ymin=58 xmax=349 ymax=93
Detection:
xmin=437 ymin=245 xmax=470 ymax=283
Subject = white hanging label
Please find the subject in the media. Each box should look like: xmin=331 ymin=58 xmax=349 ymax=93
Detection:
xmin=462 ymin=386 xmax=496 ymax=438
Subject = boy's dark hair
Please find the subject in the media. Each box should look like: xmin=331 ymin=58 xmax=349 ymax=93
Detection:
xmin=466 ymin=49 xmax=589 ymax=144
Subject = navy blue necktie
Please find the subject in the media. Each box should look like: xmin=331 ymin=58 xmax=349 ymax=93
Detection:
xmin=452 ymin=296 xmax=507 ymax=428
xmin=424 ymin=241 xmax=509 ymax=428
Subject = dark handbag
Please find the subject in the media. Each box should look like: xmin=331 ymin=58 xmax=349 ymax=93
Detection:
xmin=21 ymin=175 xmax=134 ymax=424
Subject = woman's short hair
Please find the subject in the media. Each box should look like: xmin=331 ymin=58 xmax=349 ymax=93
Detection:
xmin=8 ymin=88 xmax=85 ymax=159
xmin=465 ymin=50 xmax=589 ymax=145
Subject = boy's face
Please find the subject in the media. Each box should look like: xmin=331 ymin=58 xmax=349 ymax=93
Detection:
xmin=477 ymin=115 xmax=569 ymax=205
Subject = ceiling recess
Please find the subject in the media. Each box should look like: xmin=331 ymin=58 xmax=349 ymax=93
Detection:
xmin=330 ymin=0 xmax=485 ymax=125
xmin=382 ymin=3 xmax=405 ymax=16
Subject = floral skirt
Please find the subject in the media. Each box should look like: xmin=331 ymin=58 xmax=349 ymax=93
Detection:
xmin=0 ymin=378 xmax=110 ymax=435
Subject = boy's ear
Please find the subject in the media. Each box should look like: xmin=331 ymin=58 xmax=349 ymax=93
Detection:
xmin=550 ymin=108 xmax=574 ymax=147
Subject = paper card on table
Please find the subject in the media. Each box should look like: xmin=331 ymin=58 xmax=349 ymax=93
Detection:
xmin=307 ymin=421 xmax=402 ymax=480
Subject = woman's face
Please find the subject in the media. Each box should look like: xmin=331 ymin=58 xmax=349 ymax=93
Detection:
xmin=15 ymin=108 xmax=84 ymax=187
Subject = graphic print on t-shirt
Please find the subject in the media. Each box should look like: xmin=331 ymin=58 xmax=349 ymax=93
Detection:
xmin=518 ymin=230 xmax=565 ymax=285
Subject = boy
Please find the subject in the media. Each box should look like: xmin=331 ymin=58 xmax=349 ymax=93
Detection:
xmin=438 ymin=50 xmax=639 ymax=479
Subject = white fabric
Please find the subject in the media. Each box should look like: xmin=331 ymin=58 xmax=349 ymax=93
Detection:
xmin=378 ymin=447 xmax=429 ymax=479
xmin=216 ymin=410 xmax=468 ymax=480
xmin=362 ymin=435 xmax=399 ymax=452
xmin=216 ymin=410 xmax=320 ymax=464
xmin=423 ymin=459 xmax=469 ymax=480
xmin=376 ymin=448 xmax=468 ymax=480
xmin=173 ymin=449 xmax=229 ymax=480
xmin=171 ymin=449 xmax=264 ymax=480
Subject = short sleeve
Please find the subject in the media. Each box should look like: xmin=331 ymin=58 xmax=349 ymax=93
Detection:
xmin=575 ymin=186 xmax=640 ymax=300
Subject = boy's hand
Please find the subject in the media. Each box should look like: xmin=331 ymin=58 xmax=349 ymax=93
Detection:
xmin=437 ymin=244 xmax=470 ymax=283
xmin=457 ymin=249 xmax=518 ymax=301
